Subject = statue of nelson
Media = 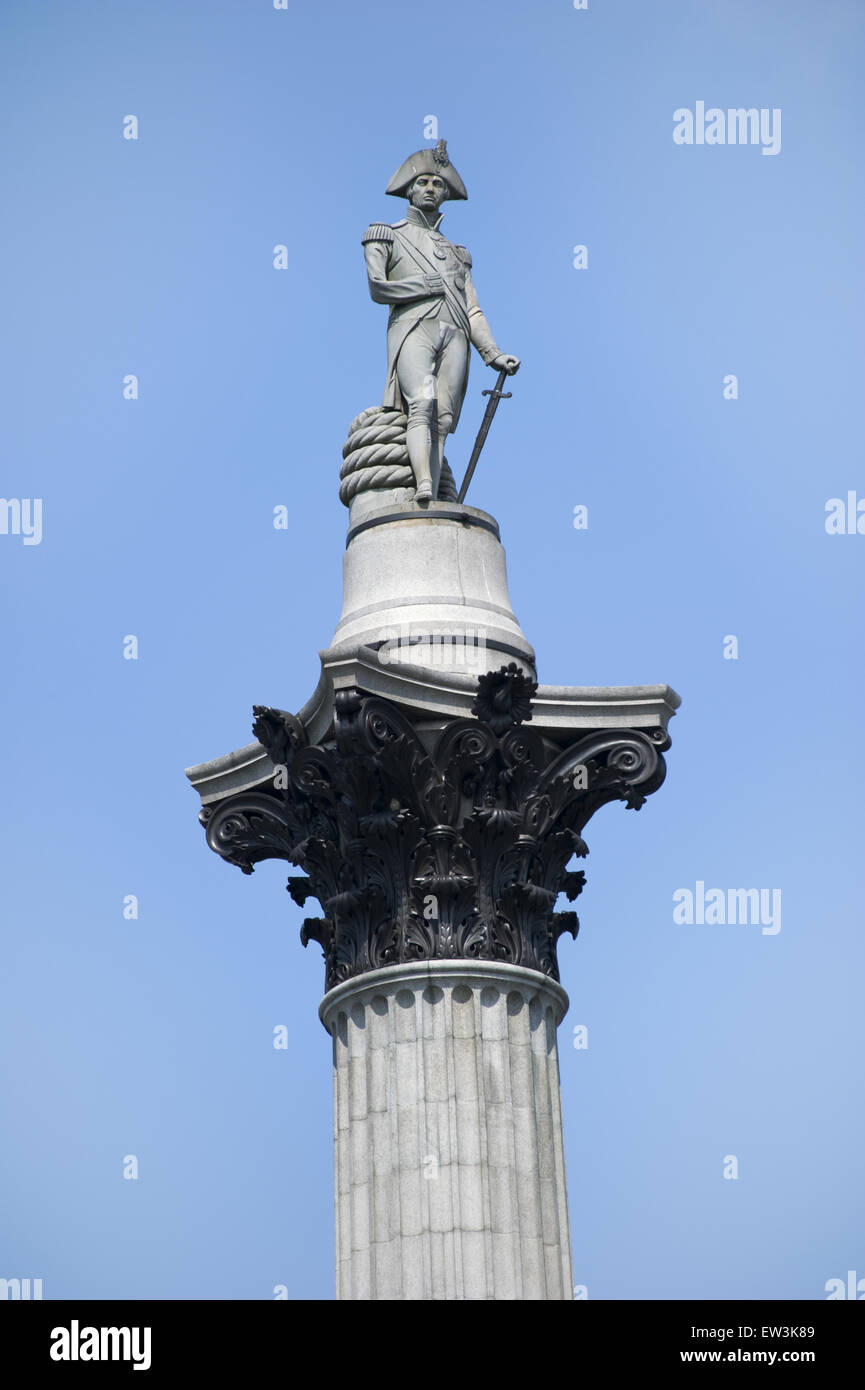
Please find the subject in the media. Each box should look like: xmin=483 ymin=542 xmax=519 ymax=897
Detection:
xmin=361 ymin=140 xmax=519 ymax=502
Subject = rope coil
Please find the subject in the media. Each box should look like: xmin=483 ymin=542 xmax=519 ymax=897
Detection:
xmin=339 ymin=407 xmax=458 ymax=506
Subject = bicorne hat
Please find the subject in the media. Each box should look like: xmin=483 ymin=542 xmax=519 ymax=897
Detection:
xmin=385 ymin=139 xmax=468 ymax=201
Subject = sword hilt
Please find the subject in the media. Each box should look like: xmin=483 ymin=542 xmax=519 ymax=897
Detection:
xmin=482 ymin=388 xmax=512 ymax=400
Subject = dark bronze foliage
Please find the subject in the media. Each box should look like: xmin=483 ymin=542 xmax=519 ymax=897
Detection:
xmin=201 ymin=684 xmax=668 ymax=992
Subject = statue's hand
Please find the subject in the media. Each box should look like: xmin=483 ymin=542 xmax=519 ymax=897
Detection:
xmin=491 ymin=354 xmax=520 ymax=375
xmin=424 ymin=273 xmax=445 ymax=294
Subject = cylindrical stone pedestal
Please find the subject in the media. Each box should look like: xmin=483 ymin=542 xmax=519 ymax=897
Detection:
xmin=324 ymin=499 xmax=536 ymax=678
xmin=319 ymin=960 xmax=573 ymax=1301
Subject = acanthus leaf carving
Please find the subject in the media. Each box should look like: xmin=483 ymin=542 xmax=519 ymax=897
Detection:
xmin=197 ymin=694 xmax=670 ymax=990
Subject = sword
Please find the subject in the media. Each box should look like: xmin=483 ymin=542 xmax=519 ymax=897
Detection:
xmin=457 ymin=368 xmax=513 ymax=504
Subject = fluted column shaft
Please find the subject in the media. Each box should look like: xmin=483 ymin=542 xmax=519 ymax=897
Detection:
xmin=319 ymin=960 xmax=573 ymax=1301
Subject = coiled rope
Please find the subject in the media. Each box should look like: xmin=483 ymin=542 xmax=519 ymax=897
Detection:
xmin=339 ymin=407 xmax=458 ymax=506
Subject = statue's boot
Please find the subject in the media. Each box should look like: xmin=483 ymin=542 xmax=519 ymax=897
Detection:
xmin=406 ymin=418 xmax=434 ymax=502
xmin=428 ymin=422 xmax=445 ymax=500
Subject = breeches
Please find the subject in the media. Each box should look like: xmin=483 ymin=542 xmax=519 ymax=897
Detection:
xmin=395 ymin=317 xmax=468 ymax=434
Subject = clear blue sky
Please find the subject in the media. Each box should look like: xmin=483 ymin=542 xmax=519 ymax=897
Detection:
xmin=1 ymin=0 xmax=863 ymax=1300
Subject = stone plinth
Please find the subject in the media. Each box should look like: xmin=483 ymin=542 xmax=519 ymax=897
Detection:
xmin=319 ymin=961 xmax=572 ymax=1301
xmin=325 ymin=499 xmax=536 ymax=679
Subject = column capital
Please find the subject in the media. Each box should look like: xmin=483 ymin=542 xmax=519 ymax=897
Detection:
xmin=197 ymin=670 xmax=671 ymax=992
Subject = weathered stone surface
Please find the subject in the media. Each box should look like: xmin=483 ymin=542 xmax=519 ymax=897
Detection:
xmin=328 ymin=498 xmax=536 ymax=679
xmin=319 ymin=961 xmax=572 ymax=1301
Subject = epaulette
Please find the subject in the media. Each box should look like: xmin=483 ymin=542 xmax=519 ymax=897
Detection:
xmin=361 ymin=223 xmax=395 ymax=245
xmin=454 ymin=244 xmax=472 ymax=267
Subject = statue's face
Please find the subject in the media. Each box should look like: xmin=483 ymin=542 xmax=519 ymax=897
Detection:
xmin=409 ymin=173 xmax=447 ymax=213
